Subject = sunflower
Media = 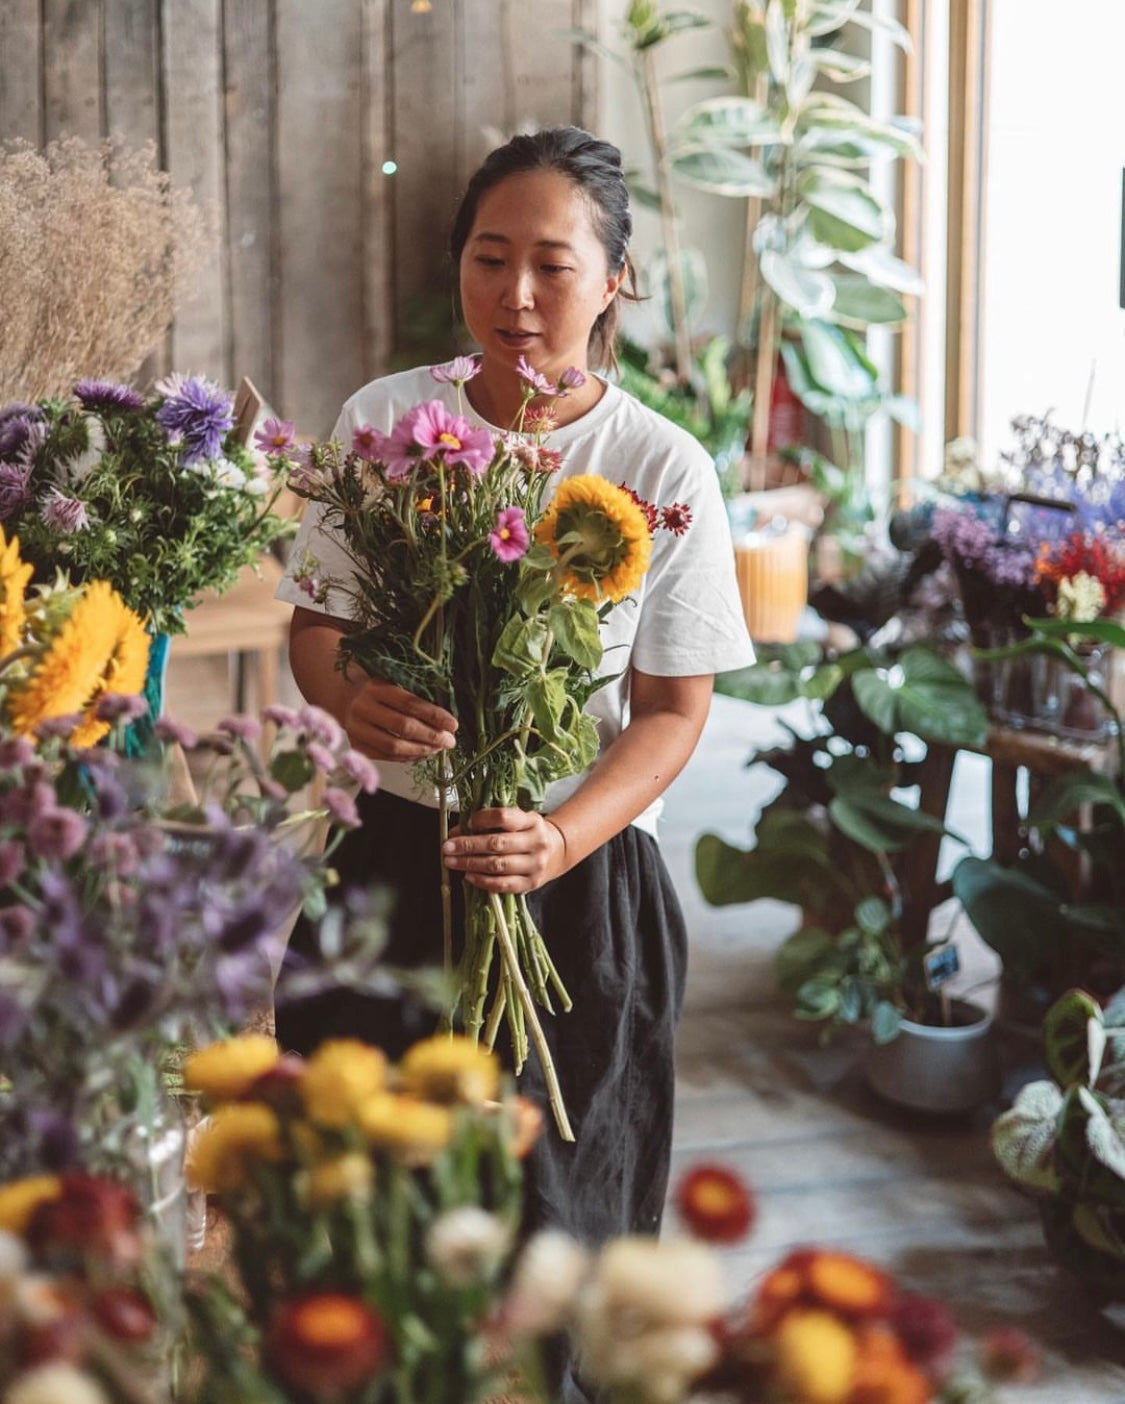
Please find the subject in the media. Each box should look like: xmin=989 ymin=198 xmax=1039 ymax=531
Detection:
xmin=6 ymin=580 xmax=149 ymax=743
xmin=534 ymin=475 xmax=652 ymax=603
xmin=0 ymin=527 xmax=33 ymax=659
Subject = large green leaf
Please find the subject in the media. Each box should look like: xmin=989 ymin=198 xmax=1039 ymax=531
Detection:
xmin=851 ymin=647 xmax=987 ymax=747
xmin=714 ymin=663 xmax=802 ymax=706
xmin=774 ymin=926 xmax=837 ymax=992
xmin=670 ymin=144 xmax=776 ymax=197
xmin=695 ymin=809 xmax=847 ymax=909
xmin=548 ymin=601 xmax=602 ymax=671
xmin=760 ymin=250 xmax=835 ymax=319
xmin=1044 ymin=989 xmax=1106 ymax=1088
xmin=1027 ymin=616 xmax=1125 ymax=650
xmin=829 ymin=790 xmax=956 ymax=855
xmin=952 ymin=856 xmax=1062 ymax=979
xmin=491 ymin=614 xmax=548 ymax=676
xmin=838 ymin=244 xmax=924 ymax=294
xmin=991 ymin=1080 xmax=1063 ymax=1192
xmin=799 ymin=320 xmax=876 ymax=398
xmin=827 ymin=273 xmax=908 ymax=327
xmin=798 ymin=170 xmax=888 ymax=248
xmin=674 ymin=95 xmax=782 ymax=146
xmin=1031 ymin=770 xmax=1125 ymax=828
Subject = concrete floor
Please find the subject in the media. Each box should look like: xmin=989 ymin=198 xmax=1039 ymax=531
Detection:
xmin=166 ymin=646 xmax=1125 ymax=1401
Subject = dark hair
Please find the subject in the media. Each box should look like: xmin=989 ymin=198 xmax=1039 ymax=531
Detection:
xmin=449 ymin=127 xmax=640 ymax=371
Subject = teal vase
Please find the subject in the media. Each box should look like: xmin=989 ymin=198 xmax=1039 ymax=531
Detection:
xmin=123 ymin=631 xmax=170 ymax=756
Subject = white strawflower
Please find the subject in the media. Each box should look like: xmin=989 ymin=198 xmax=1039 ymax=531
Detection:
xmin=6 ymin=1362 xmax=110 ymax=1404
xmin=425 ymin=1206 xmax=511 ymax=1288
xmin=504 ymin=1230 xmax=591 ymax=1337
xmin=60 ymin=413 xmax=106 ymax=487
xmin=1056 ymin=570 xmax=1106 ymax=624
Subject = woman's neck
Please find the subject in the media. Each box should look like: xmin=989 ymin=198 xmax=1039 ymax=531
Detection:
xmin=465 ymin=360 xmax=604 ymax=430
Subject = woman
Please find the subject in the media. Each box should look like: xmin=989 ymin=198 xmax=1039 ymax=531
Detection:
xmin=275 ymin=125 xmax=752 ymax=1324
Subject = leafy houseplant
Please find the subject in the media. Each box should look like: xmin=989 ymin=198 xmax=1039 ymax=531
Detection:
xmin=696 ymin=639 xmax=988 ymax=1043
xmin=992 ymin=986 xmax=1125 ymax=1296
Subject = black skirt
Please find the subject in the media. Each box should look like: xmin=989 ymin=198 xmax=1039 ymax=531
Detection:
xmin=276 ymin=788 xmax=688 ymax=1248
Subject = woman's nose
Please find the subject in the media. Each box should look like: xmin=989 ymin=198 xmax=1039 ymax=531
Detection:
xmin=501 ymin=269 xmax=534 ymax=310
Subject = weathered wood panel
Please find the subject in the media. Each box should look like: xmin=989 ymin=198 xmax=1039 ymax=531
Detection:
xmin=223 ymin=0 xmax=274 ymax=398
xmin=104 ymin=0 xmax=160 ymax=151
xmin=162 ymin=0 xmax=228 ymax=382
xmin=275 ymin=0 xmax=366 ymax=436
xmin=0 ymin=0 xmax=43 ymax=145
xmin=360 ymin=0 xmax=394 ymax=382
xmin=42 ymin=0 xmax=102 ymax=142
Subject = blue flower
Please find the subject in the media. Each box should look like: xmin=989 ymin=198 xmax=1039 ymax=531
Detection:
xmin=155 ymin=375 xmax=235 ymax=465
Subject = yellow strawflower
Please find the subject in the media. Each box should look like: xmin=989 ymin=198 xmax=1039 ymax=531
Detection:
xmin=303 ymin=1152 xmax=374 ymax=1207
xmin=534 ymin=474 xmax=652 ymax=603
xmin=772 ymin=1309 xmax=858 ymax=1404
xmin=399 ymin=1034 xmax=500 ymax=1106
xmin=359 ymin=1093 xmax=453 ymax=1165
xmin=0 ymin=1176 xmax=62 ymax=1235
xmin=186 ymin=1103 xmax=283 ymax=1194
xmin=300 ymin=1039 xmax=388 ymax=1129
xmin=182 ymin=1034 xmax=281 ymax=1103
xmin=0 ymin=528 xmax=33 ymax=659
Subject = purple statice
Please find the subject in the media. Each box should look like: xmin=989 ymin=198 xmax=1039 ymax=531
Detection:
xmin=93 ymin=693 xmax=149 ymax=724
xmin=73 ymin=379 xmax=145 ymax=414
xmin=153 ymin=716 xmax=199 ymax=749
xmin=0 ymin=461 xmax=32 ymax=521
xmin=218 ymin=714 xmax=263 ymax=744
xmin=155 ymin=375 xmax=235 ymax=465
xmin=26 ymin=808 xmax=89 ymax=861
xmin=0 ymin=405 xmax=45 ymax=461
xmin=40 ymin=488 xmax=90 ymax=534
xmin=931 ymin=506 xmax=1038 ymax=590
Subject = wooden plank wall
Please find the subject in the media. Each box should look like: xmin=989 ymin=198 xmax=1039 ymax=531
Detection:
xmin=0 ymin=0 xmax=598 ymax=436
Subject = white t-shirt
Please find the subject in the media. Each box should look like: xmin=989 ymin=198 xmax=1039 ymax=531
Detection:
xmin=277 ymin=366 xmax=755 ymax=836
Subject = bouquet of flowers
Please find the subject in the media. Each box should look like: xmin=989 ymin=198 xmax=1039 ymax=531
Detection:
xmin=0 ymin=1171 xmax=176 ymax=1404
xmin=0 ymin=375 xmax=294 ymax=638
xmin=183 ymin=1031 xmax=539 ymax=1404
xmin=280 ymin=356 xmax=690 ymax=1139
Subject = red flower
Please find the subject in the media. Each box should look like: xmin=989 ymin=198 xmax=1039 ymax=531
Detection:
xmin=618 ymin=483 xmax=659 ymax=534
xmin=979 ymin=1326 xmax=1041 ymax=1384
xmin=26 ymin=1174 xmax=141 ymax=1267
xmin=1036 ymin=530 xmax=1125 ymax=614
xmin=660 ymin=502 xmax=693 ymax=536
xmin=889 ymin=1293 xmax=957 ymax=1370
xmin=268 ymin=1293 xmax=390 ymax=1399
xmin=92 ymin=1286 xmax=157 ymax=1343
xmin=675 ymin=1164 xmax=756 ymax=1244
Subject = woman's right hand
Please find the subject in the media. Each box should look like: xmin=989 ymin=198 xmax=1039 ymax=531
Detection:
xmin=343 ymin=678 xmax=458 ymax=763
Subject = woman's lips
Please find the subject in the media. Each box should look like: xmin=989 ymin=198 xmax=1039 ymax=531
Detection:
xmin=497 ymin=329 xmax=536 ymax=347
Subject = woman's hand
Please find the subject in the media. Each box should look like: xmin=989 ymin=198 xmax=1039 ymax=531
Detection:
xmin=343 ymin=678 xmax=458 ymax=763
xmin=442 ymin=808 xmax=567 ymax=894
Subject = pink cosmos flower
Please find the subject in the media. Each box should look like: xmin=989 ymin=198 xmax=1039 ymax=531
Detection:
xmin=490 ymin=507 xmax=530 ymax=563
xmin=254 ymin=417 xmax=297 ymax=454
xmin=430 ymin=356 xmax=481 ymax=385
xmin=558 ymin=366 xmax=586 ymax=391
xmin=399 ymin=401 xmax=494 ymax=476
xmin=352 ymin=424 xmax=385 ymax=462
xmin=515 ymin=356 xmax=557 ymax=396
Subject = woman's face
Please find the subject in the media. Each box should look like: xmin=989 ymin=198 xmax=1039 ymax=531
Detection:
xmin=459 ymin=169 xmax=623 ymax=381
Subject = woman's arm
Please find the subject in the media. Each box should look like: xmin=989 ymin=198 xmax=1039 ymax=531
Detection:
xmin=289 ymin=606 xmax=458 ymax=763
xmin=441 ymin=669 xmax=713 ymax=892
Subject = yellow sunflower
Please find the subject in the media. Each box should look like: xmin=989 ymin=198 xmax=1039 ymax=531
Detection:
xmin=6 ymin=580 xmax=149 ymax=743
xmin=0 ymin=528 xmax=33 ymax=660
xmin=534 ymin=475 xmax=652 ymax=603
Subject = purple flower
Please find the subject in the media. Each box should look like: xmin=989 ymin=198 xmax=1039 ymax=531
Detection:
xmin=340 ymin=749 xmax=379 ymax=794
xmin=430 ymin=355 xmax=482 ymax=385
xmin=218 ymin=714 xmax=263 ymax=744
xmin=558 ymin=366 xmax=587 ymax=391
xmin=0 ymin=406 xmax=44 ymax=461
xmin=306 ymin=741 xmax=338 ymax=774
xmin=40 ymin=488 xmax=89 ymax=534
xmin=0 ymin=841 xmax=26 ymax=887
xmin=27 ymin=808 xmax=89 ymax=861
xmin=263 ymin=704 xmax=300 ymax=729
xmin=0 ymin=780 xmax=57 ymax=827
xmin=93 ymin=693 xmax=148 ymax=724
xmin=154 ymin=717 xmax=199 ymax=749
xmin=515 ymin=355 xmax=557 ymax=396
xmin=0 ymin=905 xmax=33 ymax=948
xmin=0 ymin=738 xmax=35 ymax=769
xmin=34 ymin=714 xmax=83 ymax=741
xmin=489 ymin=505 xmax=530 ymax=563
xmin=352 ymin=423 xmax=384 ymax=463
xmin=156 ymin=375 xmax=235 ymax=465
xmin=323 ymin=786 xmax=361 ymax=829
xmin=298 ymin=705 xmax=344 ymax=750
xmin=73 ymin=379 xmax=145 ymax=414
xmin=89 ymin=831 xmax=139 ymax=877
xmin=374 ymin=401 xmax=495 ymax=480
xmin=0 ymin=462 xmax=32 ymax=520
xmin=254 ymin=417 xmax=297 ymax=454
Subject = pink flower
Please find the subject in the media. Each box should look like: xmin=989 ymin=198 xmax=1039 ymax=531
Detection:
xmin=306 ymin=741 xmax=338 ymax=774
xmin=404 ymin=401 xmax=495 ymax=476
xmin=352 ymin=424 xmax=384 ymax=462
xmin=515 ymin=356 xmax=557 ymax=396
xmin=323 ymin=787 xmax=361 ymax=829
xmin=340 ymin=749 xmax=379 ymax=794
xmin=558 ymin=366 xmax=586 ymax=391
xmin=430 ymin=356 xmax=481 ymax=385
xmin=27 ymin=807 xmax=89 ymax=861
xmin=490 ymin=507 xmax=530 ymax=563
xmin=254 ymin=417 xmax=297 ymax=454
xmin=154 ymin=717 xmax=198 ymax=749
xmin=219 ymin=715 xmax=263 ymax=744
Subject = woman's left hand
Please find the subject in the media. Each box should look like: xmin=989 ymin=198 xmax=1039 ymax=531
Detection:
xmin=442 ymin=808 xmax=567 ymax=894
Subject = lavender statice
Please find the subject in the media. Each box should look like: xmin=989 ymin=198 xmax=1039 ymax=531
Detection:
xmin=155 ymin=374 xmax=235 ymax=465
xmin=73 ymin=379 xmax=146 ymax=415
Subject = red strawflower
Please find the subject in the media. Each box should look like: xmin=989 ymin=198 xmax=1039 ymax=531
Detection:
xmin=979 ymin=1325 xmax=1041 ymax=1384
xmin=889 ymin=1292 xmax=958 ymax=1370
xmin=618 ymin=483 xmax=659 ymax=534
xmin=661 ymin=502 xmax=693 ymax=536
xmin=268 ymin=1292 xmax=390 ymax=1397
xmin=675 ymin=1164 xmax=756 ymax=1244
xmin=26 ymin=1174 xmax=141 ymax=1268
xmin=92 ymin=1286 xmax=157 ymax=1343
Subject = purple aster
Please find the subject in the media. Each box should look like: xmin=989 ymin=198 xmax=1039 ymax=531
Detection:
xmin=0 ymin=737 xmax=35 ymax=769
xmin=93 ymin=692 xmax=148 ymax=723
xmin=253 ymin=417 xmax=297 ymax=454
xmin=515 ymin=355 xmax=557 ymax=396
xmin=263 ymin=704 xmax=300 ymax=729
xmin=430 ymin=355 xmax=482 ymax=385
xmin=218 ymin=714 xmax=263 ymax=744
xmin=154 ymin=717 xmax=199 ymax=749
xmin=323 ymin=786 xmax=361 ymax=828
xmin=27 ymin=807 xmax=89 ymax=861
xmin=40 ymin=488 xmax=89 ymax=534
xmin=298 ymin=705 xmax=344 ymax=749
xmin=340 ymin=748 xmax=379 ymax=794
xmin=0 ymin=407 xmax=44 ymax=461
xmin=489 ymin=505 xmax=530 ymax=563
xmin=0 ymin=461 xmax=32 ymax=521
xmin=0 ymin=841 xmax=26 ymax=887
xmin=156 ymin=375 xmax=235 ymax=465
xmin=73 ymin=379 xmax=145 ymax=414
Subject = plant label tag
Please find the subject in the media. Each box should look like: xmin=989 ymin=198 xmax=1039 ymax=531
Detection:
xmin=923 ymin=944 xmax=960 ymax=992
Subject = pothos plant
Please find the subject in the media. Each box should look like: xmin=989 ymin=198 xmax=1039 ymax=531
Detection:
xmin=696 ymin=639 xmax=988 ymax=1041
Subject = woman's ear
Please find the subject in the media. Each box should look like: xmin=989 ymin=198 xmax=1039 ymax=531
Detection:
xmin=601 ymin=265 xmax=626 ymax=312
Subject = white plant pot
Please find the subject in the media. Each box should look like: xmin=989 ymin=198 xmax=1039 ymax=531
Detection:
xmin=864 ymin=1000 xmax=1001 ymax=1114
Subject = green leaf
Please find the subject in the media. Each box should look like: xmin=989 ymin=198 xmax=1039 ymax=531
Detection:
xmin=794 ymin=978 xmax=841 ymax=1020
xmin=952 ymin=856 xmax=1063 ymax=979
xmin=667 ymin=64 xmax=733 ymax=83
xmin=625 ymin=180 xmax=664 ymax=213
xmin=695 ymin=809 xmax=845 ymax=909
xmin=760 ymin=250 xmax=835 ymax=319
xmin=838 ymin=244 xmax=924 ymax=294
xmin=799 ymin=320 xmax=877 ymax=398
xmin=492 ymin=614 xmax=548 ymax=676
xmin=855 ymin=895 xmax=890 ymax=935
xmin=1026 ymin=616 xmax=1125 ymax=650
xmin=271 ymin=750 xmax=315 ymax=791
xmin=715 ymin=664 xmax=803 ymax=706
xmin=871 ymin=1000 xmax=902 ymax=1044
xmin=670 ymin=144 xmax=776 ymax=197
xmin=527 ymin=671 xmax=567 ymax=740
xmin=674 ymin=95 xmax=781 ymax=146
xmin=764 ymin=0 xmax=790 ymax=83
xmin=548 ymin=601 xmax=602 ymax=671
xmin=813 ymin=48 xmax=871 ymax=82
xmin=827 ymin=273 xmax=908 ymax=327
xmin=1044 ymin=989 xmax=1105 ymax=1088
xmin=846 ymin=6 xmax=914 ymax=53
xmin=1031 ymin=770 xmax=1125 ymax=828
xmin=774 ymin=926 xmax=836 ymax=991
xmin=799 ymin=171 xmax=888 ymax=249
xmin=648 ymin=245 xmax=709 ymax=333
xmin=991 ymin=1081 xmax=1064 ymax=1192
xmin=829 ymin=790 xmax=954 ymax=855
xmin=808 ymin=0 xmax=863 ymax=36
xmin=852 ymin=668 xmax=897 ymax=735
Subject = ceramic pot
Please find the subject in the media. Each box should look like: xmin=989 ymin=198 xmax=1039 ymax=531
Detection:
xmin=864 ymin=999 xmax=1001 ymax=1114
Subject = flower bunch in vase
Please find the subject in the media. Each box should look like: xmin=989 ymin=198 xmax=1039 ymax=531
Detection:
xmin=275 ymin=355 xmax=691 ymax=1139
xmin=182 ymin=1031 xmax=539 ymax=1404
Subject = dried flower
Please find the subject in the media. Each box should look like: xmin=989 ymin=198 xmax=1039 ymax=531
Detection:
xmin=183 ymin=1034 xmax=281 ymax=1103
xmin=267 ymin=1293 xmax=389 ymax=1398
xmin=674 ymin=1165 xmax=755 ymax=1244
xmin=300 ymin=1040 xmax=388 ymax=1129
xmin=503 ymin=1230 xmax=590 ymax=1337
xmin=425 ymin=1207 xmax=511 ymax=1287
xmin=399 ymin=1035 xmax=500 ymax=1106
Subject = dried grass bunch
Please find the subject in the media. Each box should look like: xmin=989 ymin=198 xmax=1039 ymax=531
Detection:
xmin=0 ymin=136 xmax=212 ymax=401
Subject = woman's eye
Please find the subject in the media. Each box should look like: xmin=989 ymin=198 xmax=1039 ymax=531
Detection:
xmin=475 ymin=256 xmax=503 ymax=268
xmin=542 ymin=264 xmax=571 ymax=275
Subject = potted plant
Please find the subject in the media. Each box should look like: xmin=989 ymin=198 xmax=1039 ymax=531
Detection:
xmin=696 ymin=635 xmax=1001 ymax=1111
xmin=992 ymin=985 xmax=1125 ymax=1299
